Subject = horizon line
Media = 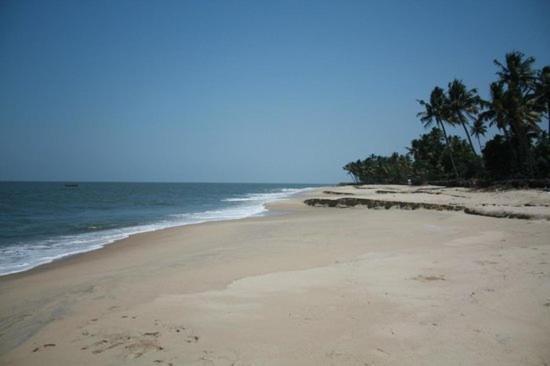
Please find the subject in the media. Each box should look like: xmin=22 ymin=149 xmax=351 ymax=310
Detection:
xmin=0 ymin=179 xmax=333 ymax=185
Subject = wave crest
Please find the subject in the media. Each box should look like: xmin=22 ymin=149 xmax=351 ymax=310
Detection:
xmin=0 ymin=186 xmax=312 ymax=276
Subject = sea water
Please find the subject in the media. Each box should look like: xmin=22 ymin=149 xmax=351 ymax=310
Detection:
xmin=0 ymin=182 xmax=315 ymax=276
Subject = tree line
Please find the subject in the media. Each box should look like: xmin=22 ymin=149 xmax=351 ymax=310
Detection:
xmin=344 ymin=52 xmax=550 ymax=185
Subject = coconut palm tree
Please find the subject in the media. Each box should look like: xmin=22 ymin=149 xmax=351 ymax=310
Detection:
xmin=343 ymin=160 xmax=362 ymax=183
xmin=494 ymin=52 xmax=537 ymax=93
xmin=492 ymin=52 xmax=542 ymax=175
xmin=417 ymin=87 xmax=459 ymax=179
xmin=477 ymin=81 xmax=521 ymax=171
xmin=446 ymin=79 xmax=480 ymax=155
xmin=478 ymin=82 xmax=512 ymax=137
xmin=470 ymin=118 xmax=487 ymax=152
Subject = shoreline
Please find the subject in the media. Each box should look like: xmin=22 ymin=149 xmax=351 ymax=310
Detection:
xmin=1 ymin=185 xmax=549 ymax=365
xmin=0 ymin=187 xmax=321 ymax=280
xmin=0 ymin=188 xmax=324 ymax=356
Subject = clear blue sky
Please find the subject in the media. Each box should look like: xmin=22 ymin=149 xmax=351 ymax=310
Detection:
xmin=1 ymin=0 xmax=549 ymax=183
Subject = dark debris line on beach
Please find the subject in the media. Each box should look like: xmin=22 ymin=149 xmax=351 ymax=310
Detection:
xmin=303 ymin=197 xmax=542 ymax=220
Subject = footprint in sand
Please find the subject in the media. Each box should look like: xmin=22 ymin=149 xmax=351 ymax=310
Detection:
xmin=185 ymin=335 xmax=199 ymax=343
xmin=83 ymin=331 xmax=164 ymax=358
xmin=80 ymin=319 xmax=199 ymax=358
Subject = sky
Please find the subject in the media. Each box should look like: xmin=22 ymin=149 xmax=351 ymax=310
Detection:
xmin=1 ymin=0 xmax=549 ymax=184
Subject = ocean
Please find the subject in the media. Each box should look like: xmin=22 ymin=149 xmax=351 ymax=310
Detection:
xmin=0 ymin=182 xmax=316 ymax=276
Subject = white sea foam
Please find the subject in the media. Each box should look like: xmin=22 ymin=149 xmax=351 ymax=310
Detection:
xmin=222 ymin=188 xmax=307 ymax=203
xmin=0 ymin=187 xmax=312 ymax=276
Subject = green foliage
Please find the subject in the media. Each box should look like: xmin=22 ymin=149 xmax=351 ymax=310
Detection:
xmin=344 ymin=51 xmax=549 ymax=184
xmin=408 ymin=128 xmax=448 ymax=180
xmin=344 ymin=52 xmax=550 ymax=183
xmin=446 ymin=79 xmax=481 ymax=154
xmin=417 ymin=87 xmax=460 ymax=178
xmin=344 ymin=129 xmax=480 ymax=184
xmin=343 ymin=153 xmax=413 ymax=184
xmin=409 ymin=128 xmax=480 ymax=181
xmin=482 ymin=135 xmax=516 ymax=179
xmin=481 ymin=52 xmax=544 ymax=175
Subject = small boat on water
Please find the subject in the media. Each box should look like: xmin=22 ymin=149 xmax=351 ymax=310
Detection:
xmin=64 ymin=183 xmax=79 ymax=188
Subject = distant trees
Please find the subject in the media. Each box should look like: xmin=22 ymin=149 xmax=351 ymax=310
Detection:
xmin=343 ymin=128 xmax=479 ymax=184
xmin=409 ymin=128 xmax=479 ymax=181
xmin=343 ymin=154 xmax=413 ymax=184
xmin=344 ymin=51 xmax=550 ymax=184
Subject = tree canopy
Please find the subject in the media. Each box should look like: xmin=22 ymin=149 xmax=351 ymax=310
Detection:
xmin=344 ymin=51 xmax=549 ymax=185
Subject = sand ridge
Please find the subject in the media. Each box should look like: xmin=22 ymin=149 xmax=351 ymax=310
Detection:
xmin=306 ymin=185 xmax=550 ymax=220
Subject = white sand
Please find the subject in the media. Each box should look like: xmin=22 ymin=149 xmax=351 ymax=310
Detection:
xmin=0 ymin=186 xmax=549 ymax=365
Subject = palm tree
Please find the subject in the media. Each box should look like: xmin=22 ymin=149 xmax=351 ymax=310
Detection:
xmin=494 ymin=52 xmax=537 ymax=93
xmin=478 ymin=82 xmax=513 ymax=137
xmin=417 ymin=87 xmax=459 ymax=179
xmin=478 ymin=81 xmax=521 ymax=171
xmin=492 ymin=52 xmax=542 ymax=175
xmin=446 ymin=79 xmax=480 ymax=155
xmin=470 ymin=118 xmax=487 ymax=152
xmin=343 ymin=160 xmax=362 ymax=183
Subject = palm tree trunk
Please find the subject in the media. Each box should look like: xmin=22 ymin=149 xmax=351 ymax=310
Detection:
xmin=461 ymin=122 xmax=477 ymax=155
xmin=510 ymin=120 xmax=534 ymax=176
xmin=476 ymin=136 xmax=482 ymax=153
xmin=521 ymin=134 xmax=534 ymax=176
xmin=438 ymin=120 xmax=460 ymax=179
xmin=502 ymin=126 xmax=520 ymax=174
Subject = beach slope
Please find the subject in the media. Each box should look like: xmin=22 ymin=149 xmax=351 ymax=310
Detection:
xmin=1 ymin=186 xmax=549 ymax=365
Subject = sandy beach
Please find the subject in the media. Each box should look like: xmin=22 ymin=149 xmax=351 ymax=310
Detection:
xmin=1 ymin=186 xmax=550 ymax=365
